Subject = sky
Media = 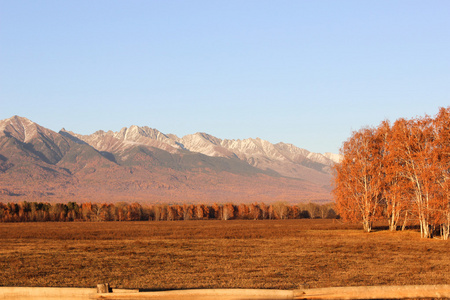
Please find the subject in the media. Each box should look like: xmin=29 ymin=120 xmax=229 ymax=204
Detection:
xmin=1 ymin=1 xmax=449 ymax=154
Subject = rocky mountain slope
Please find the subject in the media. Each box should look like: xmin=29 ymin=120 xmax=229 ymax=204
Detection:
xmin=0 ymin=116 xmax=340 ymax=204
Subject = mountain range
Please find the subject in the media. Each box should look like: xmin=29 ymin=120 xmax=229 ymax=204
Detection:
xmin=0 ymin=116 xmax=340 ymax=204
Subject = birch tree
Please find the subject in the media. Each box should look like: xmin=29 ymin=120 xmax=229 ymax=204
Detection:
xmin=431 ymin=107 xmax=450 ymax=239
xmin=390 ymin=117 xmax=436 ymax=238
xmin=334 ymin=127 xmax=383 ymax=232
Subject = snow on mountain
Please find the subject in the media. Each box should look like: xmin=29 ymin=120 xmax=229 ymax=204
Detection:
xmin=184 ymin=136 xmax=337 ymax=171
xmin=1 ymin=116 xmax=340 ymax=178
xmin=177 ymin=134 xmax=337 ymax=170
xmin=179 ymin=133 xmax=235 ymax=157
xmin=175 ymin=134 xmax=338 ymax=184
xmin=220 ymin=138 xmax=286 ymax=162
xmin=0 ymin=115 xmax=340 ymax=203
xmin=323 ymin=152 xmax=342 ymax=163
xmin=0 ymin=115 xmax=54 ymax=143
xmin=64 ymin=125 xmax=182 ymax=154
xmin=66 ymin=123 xmax=340 ymax=176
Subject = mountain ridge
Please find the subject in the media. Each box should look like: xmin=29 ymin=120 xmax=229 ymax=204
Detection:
xmin=0 ymin=116 xmax=340 ymax=204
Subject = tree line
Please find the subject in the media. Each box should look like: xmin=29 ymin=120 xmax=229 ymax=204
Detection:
xmin=0 ymin=201 xmax=337 ymax=222
xmin=334 ymin=107 xmax=450 ymax=239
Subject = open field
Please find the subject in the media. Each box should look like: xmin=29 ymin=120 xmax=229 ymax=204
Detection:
xmin=0 ymin=219 xmax=449 ymax=290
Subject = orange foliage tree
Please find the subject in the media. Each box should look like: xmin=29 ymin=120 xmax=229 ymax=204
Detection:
xmin=390 ymin=116 xmax=437 ymax=238
xmin=334 ymin=107 xmax=450 ymax=238
xmin=431 ymin=107 xmax=450 ymax=239
xmin=334 ymin=127 xmax=384 ymax=232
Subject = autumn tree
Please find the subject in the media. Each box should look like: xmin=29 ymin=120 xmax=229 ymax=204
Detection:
xmin=390 ymin=117 xmax=437 ymax=238
xmin=195 ymin=204 xmax=209 ymax=220
xmin=127 ymin=203 xmax=143 ymax=221
xmin=221 ymin=203 xmax=234 ymax=220
xmin=334 ymin=106 xmax=450 ymax=238
xmin=430 ymin=107 xmax=450 ymax=239
xmin=272 ymin=202 xmax=289 ymax=220
xmin=334 ymin=127 xmax=384 ymax=232
xmin=268 ymin=205 xmax=275 ymax=219
xmin=182 ymin=204 xmax=194 ymax=220
xmin=373 ymin=121 xmax=410 ymax=231
xmin=210 ymin=203 xmax=220 ymax=219
xmin=305 ymin=202 xmax=321 ymax=219
xmin=167 ymin=205 xmax=180 ymax=221
xmin=237 ymin=204 xmax=249 ymax=219
xmin=0 ymin=201 xmax=341 ymax=223
xmin=259 ymin=203 xmax=269 ymax=219
xmin=116 ymin=202 xmax=128 ymax=221
xmin=248 ymin=203 xmax=262 ymax=220
xmin=318 ymin=202 xmax=337 ymax=219
xmin=153 ymin=204 xmax=167 ymax=221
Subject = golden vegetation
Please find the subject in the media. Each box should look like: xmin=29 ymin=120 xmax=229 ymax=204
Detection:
xmin=334 ymin=107 xmax=450 ymax=238
xmin=0 ymin=201 xmax=337 ymax=222
xmin=1 ymin=220 xmax=449 ymax=290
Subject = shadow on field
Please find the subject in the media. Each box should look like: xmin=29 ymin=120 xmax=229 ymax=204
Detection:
xmin=371 ymin=223 xmax=421 ymax=232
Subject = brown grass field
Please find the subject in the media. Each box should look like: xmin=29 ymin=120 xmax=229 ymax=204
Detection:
xmin=0 ymin=219 xmax=449 ymax=291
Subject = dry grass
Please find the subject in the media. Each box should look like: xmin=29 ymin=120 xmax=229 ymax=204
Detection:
xmin=0 ymin=219 xmax=449 ymax=290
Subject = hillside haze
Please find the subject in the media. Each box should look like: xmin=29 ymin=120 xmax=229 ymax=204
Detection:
xmin=0 ymin=116 xmax=339 ymax=204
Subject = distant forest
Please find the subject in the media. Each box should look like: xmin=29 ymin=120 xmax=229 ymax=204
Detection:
xmin=0 ymin=201 xmax=338 ymax=222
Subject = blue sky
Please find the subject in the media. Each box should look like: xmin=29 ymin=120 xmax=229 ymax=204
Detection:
xmin=1 ymin=1 xmax=449 ymax=154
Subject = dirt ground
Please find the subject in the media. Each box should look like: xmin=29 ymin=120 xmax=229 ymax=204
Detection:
xmin=0 ymin=219 xmax=449 ymax=290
